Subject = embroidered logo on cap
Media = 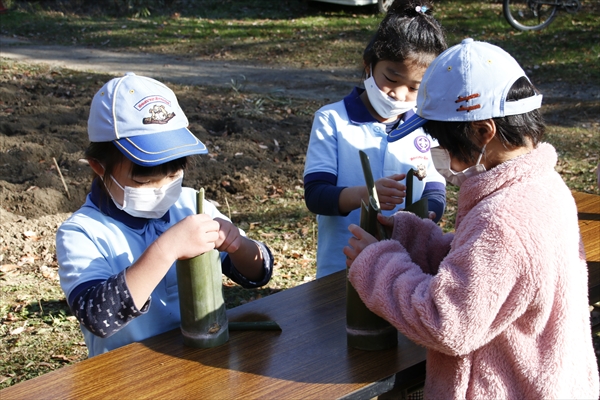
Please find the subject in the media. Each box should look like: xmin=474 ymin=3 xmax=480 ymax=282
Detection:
xmin=142 ymin=104 xmax=176 ymax=125
xmin=134 ymin=95 xmax=171 ymax=110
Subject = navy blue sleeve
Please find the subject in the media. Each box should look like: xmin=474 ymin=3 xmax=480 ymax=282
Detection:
xmin=422 ymin=181 xmax=446 ymax=223
xmin=303 ymin=172 xmax=347 ymax=216
xmin=222 ymin=240 xmax=273 ymax=288
xmin=67 ymin=270 xmax=149 ymax=338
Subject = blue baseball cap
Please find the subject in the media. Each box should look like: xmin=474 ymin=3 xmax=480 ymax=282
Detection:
xmin=88 ymin=72 xmax=207 ymax=166
xmin=388 ymin=38 xmax=543 ymax=142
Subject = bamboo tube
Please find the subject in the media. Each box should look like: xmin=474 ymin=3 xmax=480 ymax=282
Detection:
xmin=346 ymin=151 xmax=397 ymax=351
xmin=176 ymin=189 xmax=229 ymax=348
xmin=404 ymin=168 xmax=429 ymax=218
xmin=359 ymin=150 xmax=387 ymax=240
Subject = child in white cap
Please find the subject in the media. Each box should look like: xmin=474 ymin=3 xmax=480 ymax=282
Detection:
xmin=344 ymin=39 xmax=599 ymax=399
xmin=56 ymin=73 xmax=273 ymax=357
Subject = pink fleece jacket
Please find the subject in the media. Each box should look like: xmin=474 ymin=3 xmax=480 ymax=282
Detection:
xmin=349 ymin=143 xmax=599 ymax=399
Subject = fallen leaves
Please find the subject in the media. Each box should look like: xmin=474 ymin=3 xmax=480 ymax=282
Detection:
xmin=40 ymin=265 xmax=59 ymax=281
xmin=51 ymin=354 xmax=79 ymax=363
xmin=9 ymin=323 xmax=27 ymax=336
xmin=19 ymin=254 xmax=39 ymax=265
xmin=0 ymin=264 xmax=19 ymax=274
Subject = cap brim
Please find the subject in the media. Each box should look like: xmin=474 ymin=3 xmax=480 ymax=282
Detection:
xmin=387 ymin=114 xmax=428 ymax=142
xmin=114 ymin=127 xmax=208 ymax=167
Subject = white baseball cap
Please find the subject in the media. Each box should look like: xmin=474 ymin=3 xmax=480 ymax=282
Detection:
xmin=388 ymin=38 xmax=543 ymax=142
xmin=88 ymin=72 xmax=208 ymax=166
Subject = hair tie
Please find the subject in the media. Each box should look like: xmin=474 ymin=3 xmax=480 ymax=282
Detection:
xmin=415 ymin=5 xmax=428 ymax=13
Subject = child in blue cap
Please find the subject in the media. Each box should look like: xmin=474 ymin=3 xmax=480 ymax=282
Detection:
xmin=56 ymin=73 xmax=273 ymax=357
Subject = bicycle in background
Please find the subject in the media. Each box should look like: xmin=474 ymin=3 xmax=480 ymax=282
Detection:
xmin=503 ymin=0 xmax=581 ymax=30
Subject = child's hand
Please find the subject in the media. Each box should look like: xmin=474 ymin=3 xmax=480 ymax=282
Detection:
xmin=376 ymin=213 xmax=395 ymax=239
xmin=343 ymin=224 xmax=378 ymax=268
xmin=214 ymin=218 xmax=244 ymax=254
xmin=162 ymin=214 xmax=220 ymax=260
xmin=374 ymin=174 xmax=406 ymax=210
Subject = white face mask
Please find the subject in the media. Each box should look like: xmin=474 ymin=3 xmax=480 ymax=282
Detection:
xmin=364 ymin=71 xmax=416 ymax=119
xmin=108 ymin=172 xmax=183 ymax=219
xmin=431 ymin=146 xmax=486 ymax=187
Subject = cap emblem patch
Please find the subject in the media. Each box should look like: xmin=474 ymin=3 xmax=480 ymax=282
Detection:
xmin=143 ymin=104 xmax=175 ymax=125
xmin=134 ymin=95 xmax=171 ymax=111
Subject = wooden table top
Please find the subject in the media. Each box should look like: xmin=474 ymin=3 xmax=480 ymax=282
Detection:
xmin=573 ymin=191 xmax=600 ymax=262
xmin=3 ymin=191 xmax=595 ymax=399
xmin=0 ymin=270 xmax=426 ymax=400
xmin=572 ymin=191 xmax=600 ymax=305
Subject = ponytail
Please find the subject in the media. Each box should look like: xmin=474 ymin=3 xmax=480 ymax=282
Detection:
xmin=363 ymin=0 xmax=447 ymax=70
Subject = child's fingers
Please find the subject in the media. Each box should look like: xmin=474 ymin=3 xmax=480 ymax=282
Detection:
xmin=165 ymin=215 xmax=222 ymax=259
xmin=378 ymin=192 xmax=405 ymax=209
xmin=189 ymin=224 xmax=220 ymax=256
xmin=214 ymin=218 xmax=244 ymax=253
xmin=376 ymin=213 xmax=395 ymax=238
xmin=347 ymin=223 xmax=366 ymax=239
xmin=385 ymin=173 xmax=406 ymax=182
xmin=347 ymin=224 xmax=377 ymax=246
xmin=192 ymin=213 xmax=220 ymax=229
xmin=379 ymin=201 xmax=402 ymax=210
xmin=216 ymin=231 xmax=243 ymax=253
xmin=375 ymin=177 xmax=406 ymax=207
xmin=376 ymin=213 xmax=394 ymax=227
xmin=343 ymin=245 xmax=356 ymax=268
xmin=345 ymin=225 xmax=378 ymax=267
xmin=376 ymin=176 xmax=406 ymax=191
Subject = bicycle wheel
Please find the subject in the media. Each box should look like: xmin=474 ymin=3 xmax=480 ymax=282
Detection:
xmin=503 ymin=0 xmax=558 ymax=31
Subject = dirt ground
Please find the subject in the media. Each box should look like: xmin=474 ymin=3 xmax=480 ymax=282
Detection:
xmin=0 ymin=59 xmax=322 ymax=278
xmin=1 ymin=45 xmax=332 ymax=385
xmin=1 ymin=34 xmax=599 ymax=275
xmin=1 ymin=44 xmax=600 ymax=271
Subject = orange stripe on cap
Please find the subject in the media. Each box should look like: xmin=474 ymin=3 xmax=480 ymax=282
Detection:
xmin=455 ymin=93 xmax=480 ymax=103
xmin=457 ymin=104 xmax=481 ymax=112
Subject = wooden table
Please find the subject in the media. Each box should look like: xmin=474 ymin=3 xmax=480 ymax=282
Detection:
xmin=0 ymin=270 xmax=426 ymax=400
xmin=572 ymin=191 xmax=600 ymax=305
xmin=7 ymin=193 xmax=593 ymax=399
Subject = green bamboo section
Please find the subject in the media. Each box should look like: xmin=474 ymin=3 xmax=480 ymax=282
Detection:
xmin=359 ymin=150 xmax=388 ymax=241
xmin=176 ymin=188 xmax=229 ymax=348
xmin=404 ymin=168 xmax=429 ymax=218
xmin=346 ymin=151 xmax=397 ymax=351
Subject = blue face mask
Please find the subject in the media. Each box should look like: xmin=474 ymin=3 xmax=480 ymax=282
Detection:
xmin=107 ymin=172 xmax=183 ymax=219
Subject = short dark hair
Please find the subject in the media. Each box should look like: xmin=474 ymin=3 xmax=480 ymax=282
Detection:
xmin=85 ymin=141 xmax=187 ymax=201
xmin=363 ymin=0 xmax=447 ymax=71
xmin=424 ymin=77 xmax=545 ymax=164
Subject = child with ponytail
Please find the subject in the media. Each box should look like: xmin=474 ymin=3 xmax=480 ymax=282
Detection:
xmin=304 ymin=0 xmax=448 ymax=278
